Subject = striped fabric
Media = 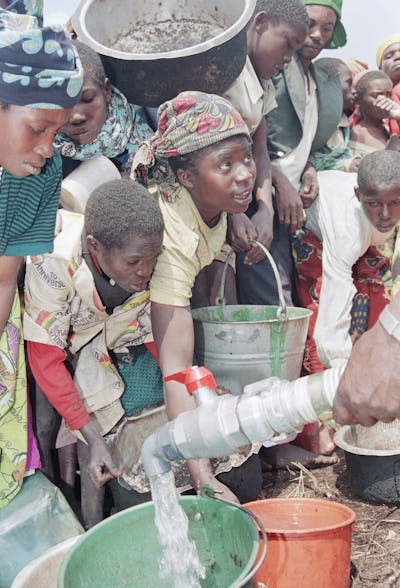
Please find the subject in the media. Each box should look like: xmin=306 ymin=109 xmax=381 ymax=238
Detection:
xmin=0 ymin=150 xmax=62 ymax=256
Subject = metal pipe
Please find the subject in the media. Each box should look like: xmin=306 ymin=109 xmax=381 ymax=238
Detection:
xmin=140 ymin=364 xmax=346 ymax=478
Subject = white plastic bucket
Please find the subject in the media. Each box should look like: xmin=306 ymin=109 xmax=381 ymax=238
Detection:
xmin=11 ymin=536 xmax=81 ymax=588
xmin=61 ymin=156 xmax=121 ymax=213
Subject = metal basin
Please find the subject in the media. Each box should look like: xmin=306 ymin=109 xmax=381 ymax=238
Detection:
xmin=72 ymin=0 xmax=255 ymax=106
xmin=192 ymin=305 xmax=312 ymax=396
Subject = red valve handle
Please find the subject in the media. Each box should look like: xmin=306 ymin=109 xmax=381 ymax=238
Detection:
xmin=163 ymin=365 xmax=217 ymax=395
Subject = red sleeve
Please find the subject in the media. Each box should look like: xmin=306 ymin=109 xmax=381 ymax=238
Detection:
xmin=27 ymin=341 xmax=90 ymax=430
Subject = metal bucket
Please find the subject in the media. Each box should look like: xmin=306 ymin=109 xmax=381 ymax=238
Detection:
xmin=192 ymin=241 xmax=312 ymax=395
xmin=72 ymin=0 xmax=255 ymax=106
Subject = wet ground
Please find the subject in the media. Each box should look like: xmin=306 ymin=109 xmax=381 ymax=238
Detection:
xmin=260 ymin=451 xmax=400 ymax=587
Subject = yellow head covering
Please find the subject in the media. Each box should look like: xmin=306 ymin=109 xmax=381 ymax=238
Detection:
xmin=376 ymin=34 xmax=400 ymax=68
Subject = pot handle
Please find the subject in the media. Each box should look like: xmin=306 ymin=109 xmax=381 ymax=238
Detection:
xmin=215 ymin=239 xmax=287 ymax=320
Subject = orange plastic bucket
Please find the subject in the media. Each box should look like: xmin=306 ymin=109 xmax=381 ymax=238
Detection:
xmin=244 ymin=498 xmax=355 ymax=588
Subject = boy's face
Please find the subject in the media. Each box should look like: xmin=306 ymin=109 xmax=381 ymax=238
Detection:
xmin=357 ymin=77 xmax=393 ymax=121
xmin=250 ymin=17 xmax=307 ymax=79
xmin=178 ymin=136 xmax=256 ymax=218
xmin=338 ymin=64 xmax=355 ymax=111
xmin=298 ymin=5 xmax=336 ymax=63
xmin=0 ymin=105 xmax=71 ymax=177
xmin=61 ymin=73 xmax=111 ymax=144
xmin=87 ymin=232 xmax=163 ymax=293
xmin=356 ymin=182 xmax=400 ymax=234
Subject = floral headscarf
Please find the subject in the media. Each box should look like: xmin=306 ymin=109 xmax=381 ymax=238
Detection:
xmin=131 ymin=90 xmax=250 ymax=201
xmin=0 ymin=8 xmax=83 ymax=109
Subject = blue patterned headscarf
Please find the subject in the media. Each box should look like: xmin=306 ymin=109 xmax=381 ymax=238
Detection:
xmin=5 ymin=0 xmax=43 ymax=23
xmin=0 ymin=8 xmax=83 ymax=109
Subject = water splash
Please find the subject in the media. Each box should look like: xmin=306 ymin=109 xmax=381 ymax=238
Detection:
xmin=149 ymin=470 xmax=206 ymax=588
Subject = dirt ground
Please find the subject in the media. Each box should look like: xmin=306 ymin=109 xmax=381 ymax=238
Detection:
xmin=259 ymin=450 xmax=400 ymax=588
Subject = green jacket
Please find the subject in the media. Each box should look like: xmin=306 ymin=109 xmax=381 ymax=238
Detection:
xmin=266 ymin=53 xmax=343 ymax=160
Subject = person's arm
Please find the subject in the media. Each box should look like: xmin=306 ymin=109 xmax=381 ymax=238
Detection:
xmin=246 ymin=117 xmax=274 ymax=262
xmin=151 ymin=302 xmax=239 ymax=502
xmin=299 ymin=162 xmax=319 ymax=209
xmin=24 ymin=251 xmax=119 ymax=486
xmin=271 ymin=164 xmax=304 ymax=233
xmin=333 ymin=292 xmax=400 ymax=426
xmin=228 ymin=118 xmax=274 ymax=263
xmin=313 ymin=181 xmax=364 ymax=368
xmin=0 ymin=256 xmax=23 ymax=336
xmin=27 ymin=340 xmax=119 ymax=487
xmin=373 ymin=95 xmax=400 ymax=121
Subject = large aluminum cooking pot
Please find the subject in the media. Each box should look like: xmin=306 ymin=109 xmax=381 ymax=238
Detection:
xmin=72 ymin=0 xmax=255 ymax=107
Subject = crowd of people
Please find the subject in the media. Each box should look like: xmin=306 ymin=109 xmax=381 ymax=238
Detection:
xmin=2 ymin=0 xmax=400 ymax=531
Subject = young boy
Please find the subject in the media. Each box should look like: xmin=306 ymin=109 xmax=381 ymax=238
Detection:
xmin=223 ymin=0 xmax=309 ymax=266
xmin=297 ymin=150 xmax=400 ymax=372
xmin=24 ymin=180 xmax=166 ymax=528
xmin=0 ymin=7 xmax=82 ymax=508
xmin=236 ymin=0 xmax=345 ymax=309
xmin=132 ymin=91 xmax=263 ymax=504
xmin=350 ymin=70 xmax=400 ymax=154
xmin=191 ymin=0 xmax=309 ymax=308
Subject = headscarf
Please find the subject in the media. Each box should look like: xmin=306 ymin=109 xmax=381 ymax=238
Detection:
xmin=0 ymin=8 xmax=83 ymax=109
xmin=54 ymin=86 xmax=153 ymax=172
xmin=130 ymin=90 xmax=250 ymax=202
xmin=376 ymin=34 xmax=400 ymax=68
xmin=303 ymin=0 xmax=347 ymax=49
xmin=5 ymin=0 xmax=43 ymax=24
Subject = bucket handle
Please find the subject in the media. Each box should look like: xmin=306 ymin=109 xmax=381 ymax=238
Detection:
xmin=201 ymin=488 xmax=268 ymax=588
xmin=216 ymin=239 xmax=287 ymax=321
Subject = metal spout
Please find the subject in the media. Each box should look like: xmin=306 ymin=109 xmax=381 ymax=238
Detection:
xmin=140 ymin=364 xmax=346 ymax=479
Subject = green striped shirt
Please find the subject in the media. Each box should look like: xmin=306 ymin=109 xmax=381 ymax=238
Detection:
xmin=0 ymin=150 xmax=62 ymax=257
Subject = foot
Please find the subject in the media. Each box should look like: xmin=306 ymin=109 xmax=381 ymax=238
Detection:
xmin=261 ymin=444 xmax=339 ymax=471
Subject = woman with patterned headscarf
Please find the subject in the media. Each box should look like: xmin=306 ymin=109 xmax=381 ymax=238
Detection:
xmin=131 ymin=90 xmax=264 ymax=504
xmin=0 ymin=6 xmax=83 ymax=507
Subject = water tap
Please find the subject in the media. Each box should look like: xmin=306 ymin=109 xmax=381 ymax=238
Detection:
xmin=140 ymin=363 xmax=346 ymax=478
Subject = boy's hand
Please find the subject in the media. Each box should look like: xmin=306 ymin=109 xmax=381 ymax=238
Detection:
xmin=81 ymin=421 xmax=120 ymax=487
xmin=228 ymin=212 xmax=256 ymax=252
xmin=348 ymin=156 xmax=362 ymax=173
xmin=251 ymin=204 xmax=274 ymax=247
xmin=275 ymin=182 xmax=304 ymax=233
xmin=228 ymin=208 xmax=273 ymax=264
xmin=374 ymin=95 xmax=400 ymax=120
xmin=87 ymin=436 xmax=121 ymax=487
xmin=299 ymin=163 xmax=319 ymax=208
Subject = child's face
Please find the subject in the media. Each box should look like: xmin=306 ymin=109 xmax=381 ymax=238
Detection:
xmin=338 ymin=64 xmax=355 ymax=112
xmin=381 ymin=42 xmax=400 ymax=86
xmin=249 ymin=16 xmax=307 ymax=79
xmin=0 ymin=105 xmax=71 ymax=177
xmin=179 ymin=136 xmax=256 ymax=217
xmin=87 ymin=232 xmax=163 ymax=293
xmin=357 ymin=77 xmax=393 ymax=121
xmin=356 ymin=183 xmax=400 ymax=233
xmin=61 ymin=73 xmax=111 ymax=144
